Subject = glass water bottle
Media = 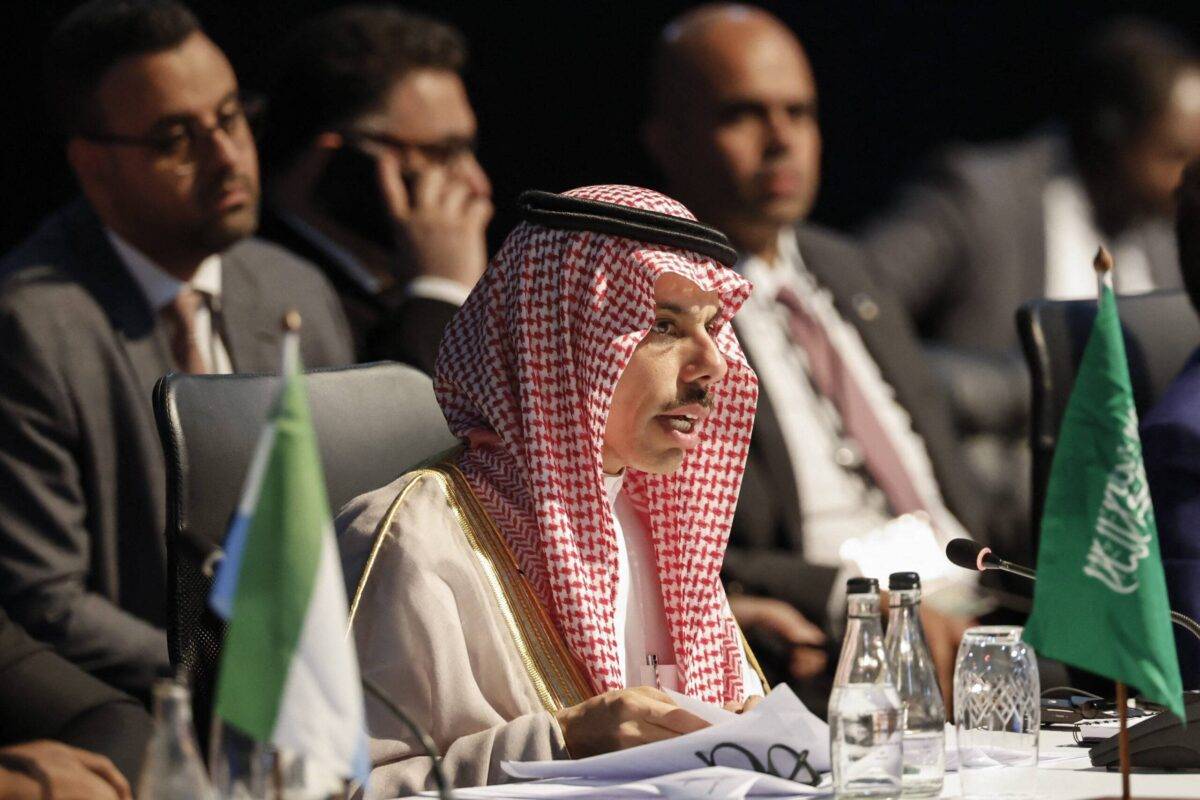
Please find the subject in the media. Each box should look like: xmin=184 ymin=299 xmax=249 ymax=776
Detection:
xmin=830 ymin=577 xmax=903 ymax=799
xmin=883 ymin=572 xmax=945 ymax=797
xmin=137 ymin=678 xmax=218 ymax=800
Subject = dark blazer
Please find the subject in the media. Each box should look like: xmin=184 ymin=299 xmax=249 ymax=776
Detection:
xmin=1140 ymin=348 xmax=1200 ymax=689
xmin=724 ymin=224 xmax=987 ymax=629
xmin=258 ymin=205 xmax=458 ymax=373
xmin=861 ymin=132 xmax=1180 ymax=353
xmin=0 ymin=607 xmax=153 ymax=782
xmin=0 ymin=200 xmax=354 ymax=698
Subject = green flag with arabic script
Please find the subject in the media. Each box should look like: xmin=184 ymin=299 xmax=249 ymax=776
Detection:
xmin=1023 ymin=280 xmax=1184 ymax=720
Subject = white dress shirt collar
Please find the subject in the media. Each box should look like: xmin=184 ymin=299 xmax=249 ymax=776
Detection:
xmin=105 ymin=229 xmax=223 ymax=312
xmin=603 ymin=471 xmax=625 ymax=507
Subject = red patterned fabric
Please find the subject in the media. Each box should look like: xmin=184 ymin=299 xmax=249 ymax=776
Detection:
xmin=435 ymin=185 xmax=758 ymax=704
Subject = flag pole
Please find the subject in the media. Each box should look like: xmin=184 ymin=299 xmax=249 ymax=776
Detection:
xmin=1116 ymin=681 xmax=1131 ymax=800
xmin=1094 ymin=247 xmax=1133 ymax=800
xmin=1099 ymin=245 xmax=1132 ymax=800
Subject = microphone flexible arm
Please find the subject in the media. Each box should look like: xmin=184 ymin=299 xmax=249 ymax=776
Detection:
xmin=951 ymin=541 xmax=1200 ymax=644
xmin=361 ymin=676 xmax=454 ymax=800
xmin=1170 ymin=611 xmax=1200 ymax=643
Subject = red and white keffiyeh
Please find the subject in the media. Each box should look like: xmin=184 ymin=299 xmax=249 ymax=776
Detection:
xmin=435 ymin=185 xmax=758 ymax=704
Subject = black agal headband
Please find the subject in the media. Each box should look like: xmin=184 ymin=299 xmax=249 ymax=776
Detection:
xmin=517 ymin=190 xmax=738 ymax=268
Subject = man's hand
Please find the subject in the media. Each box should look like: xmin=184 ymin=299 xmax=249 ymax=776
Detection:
xmin=553 ymin=686 xmax=710 ymax=758
xmin=0 ymin=767 xmax=40 ymax=800
xmin=375 ymin=151 xmax=492 ymax=289
xmin=729 ymin=594 xmax=828 ymax=680
xmin=919 ymin=606 xmax=975 ymax=712
xmin=0 ymin=741 xmax=131 ymax=800
xmin=723 ymin=695 xmax=765 ymax=714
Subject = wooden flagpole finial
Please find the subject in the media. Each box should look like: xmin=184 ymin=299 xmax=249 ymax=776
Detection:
xmin=1094 ymin=245 xmax=1115 ymax=275
xmin=282 ymin=310 xmax=302 ymax=333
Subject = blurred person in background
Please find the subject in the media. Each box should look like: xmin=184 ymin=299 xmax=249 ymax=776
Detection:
xmin=642 ymin=3 xmax=984 ymax=714
xmin=1141 ymin=159 xmax=1200 ymax=690
xmin=0 ymin=0 xmax=351 ymax=702
xmin=0 ymin=607 xmax=149 ymax=796
xmin=861 ymin=19 xmax=1200 ymax=556
xmin=260 ymin=4 xmax=492 ymax=371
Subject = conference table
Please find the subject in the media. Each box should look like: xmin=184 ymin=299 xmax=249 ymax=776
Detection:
xmin=938 ymin=729 xmax=1199 ymax=798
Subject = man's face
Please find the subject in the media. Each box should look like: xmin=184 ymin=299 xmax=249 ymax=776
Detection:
xmin=650 ymin=21 xmax=821 ymax=239
xmin=1117 ymin=69 xmax=1200 ymax=219
xmin=76 ymin=32 xmax=260 ymax=261
xmin=602 ymin=273 xmax=728 ymax=475
xmin=358 ymin=68 xmax=491 ymax=199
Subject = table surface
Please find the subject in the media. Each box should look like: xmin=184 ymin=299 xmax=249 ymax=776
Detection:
xmin=938 ymin=729 xmax=1200 ymax=799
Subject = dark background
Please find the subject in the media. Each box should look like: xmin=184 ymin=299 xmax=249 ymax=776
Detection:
xmin=5 ymin=0 xmax=1199 ymax=252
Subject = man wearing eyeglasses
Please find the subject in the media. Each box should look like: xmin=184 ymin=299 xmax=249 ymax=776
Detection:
xmin=259 ymin=5 xmax=493 ymax=370
xmin=0 ymin=0 xmax=353 ymax=700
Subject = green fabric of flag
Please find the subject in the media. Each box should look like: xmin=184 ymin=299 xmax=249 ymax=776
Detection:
xmin=1023 ymin=284 xmax=1184 ymax=720
xmin=213 ymin=368 xmax=327 ymax=738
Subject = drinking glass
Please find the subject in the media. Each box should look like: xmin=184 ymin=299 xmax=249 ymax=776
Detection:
xmin=953 ymin=626 xmax=1040 ymax=799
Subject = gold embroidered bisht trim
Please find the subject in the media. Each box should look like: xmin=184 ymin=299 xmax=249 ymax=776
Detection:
xmin=348 ymin=456 xmax=769 ymax=710
xmin=349 ymin=460 xmax=595 ymax=712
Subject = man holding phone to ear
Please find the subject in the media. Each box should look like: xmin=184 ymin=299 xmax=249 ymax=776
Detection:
xmin=260 ymin=5 xmax=492 ymax=370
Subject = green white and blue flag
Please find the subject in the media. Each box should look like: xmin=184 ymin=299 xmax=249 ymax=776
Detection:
xmin=209 ymin=328 xmax=370 ymax=784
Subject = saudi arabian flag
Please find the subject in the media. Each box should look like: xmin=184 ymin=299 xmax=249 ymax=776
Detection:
xmin=209 ymin=326 xmax=370 ymax=784
xmin=1023 ymin=265 xmax=1184 ymax=720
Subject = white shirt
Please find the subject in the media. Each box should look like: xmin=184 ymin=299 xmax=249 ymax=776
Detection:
xmin=1042 ymin=174 xmax=1156 ymax=300
xmin=106 ymin=230 xmax=233 ymax=374
xmin=734 ymin=230 xmax=971 ymax=619
xmin=607 ymin=473 xmax=764 ymax=696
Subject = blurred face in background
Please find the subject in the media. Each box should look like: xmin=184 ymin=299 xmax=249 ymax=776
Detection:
xmin=646 ymin=11 xmax=821 ymax=255
xmin=70 ymin=31 xmax=260 ymax=271
xmin=1118 ymin=69 xmax=1200 ymax=220
xmin=354 ymin=67 xmax=491 ymax=201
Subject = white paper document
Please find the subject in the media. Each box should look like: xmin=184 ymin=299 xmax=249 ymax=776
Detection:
xmin=426 ymin=766 xmax=831 ymax=799
xmin=503 ymin=685 xmax=829 ymax=787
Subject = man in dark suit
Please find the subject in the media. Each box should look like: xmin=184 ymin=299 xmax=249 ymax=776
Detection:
xmin=1142 ymin=160 xmax=1200 ymax=689
xmin=259 ymin=5 xmax=492 ymax=372
xmin=0 ymin=0 xmax=353 ymax=700
xmin=1 ymin=607 xmax=151 ymax=792
xmin=862 ymin=19 xmax=1200 ymax=356
xmin=860 ymin=19 xmax=1200 ymax=582
xmin=643 ymin=4 xmax=984 ymax=708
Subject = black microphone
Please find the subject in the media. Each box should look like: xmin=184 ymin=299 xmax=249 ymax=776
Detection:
xmin=945 ymin=538 xmax=1200 ymax=643
xmin=945 ymin=538 xmax=1036 ymax=581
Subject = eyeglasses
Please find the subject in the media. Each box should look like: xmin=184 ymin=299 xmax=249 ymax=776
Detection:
xmin=342 ymin=128 xmax=478 ymax=167
xmin=78 ymin=95 xmax=262 ymax=175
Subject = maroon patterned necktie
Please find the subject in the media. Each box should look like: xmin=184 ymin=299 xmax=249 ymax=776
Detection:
xmin=774 ymin=284 xmax=927 ymax=516
xmin=162 ymin=287 xmax=208 ymax=375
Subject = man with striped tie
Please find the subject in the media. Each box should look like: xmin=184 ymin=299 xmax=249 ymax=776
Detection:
xmin=0 ymin=0 xmax=351 ymax=704
xmin=642 ymin=3 xmax=986 ymax=712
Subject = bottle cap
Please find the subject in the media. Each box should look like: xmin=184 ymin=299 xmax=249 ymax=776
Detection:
xmin=888 ymin=571 xmax=921 ymax=590
xmin=846 ymin=577 xmax=879 ymax=594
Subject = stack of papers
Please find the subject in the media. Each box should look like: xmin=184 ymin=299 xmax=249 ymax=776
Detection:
xmin=504 ymin=685 xmax=829 ymax=785
xmin=408 ymin=688 xmax=1095 ymax=799
xmin=412 ymin=686 xmax=832 ymax=799
xmin=438 ymin=767 xmax=830 ymax=799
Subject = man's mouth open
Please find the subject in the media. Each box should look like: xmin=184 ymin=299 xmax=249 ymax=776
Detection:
xmin=655 ymin=404 xmax=708 ymax=449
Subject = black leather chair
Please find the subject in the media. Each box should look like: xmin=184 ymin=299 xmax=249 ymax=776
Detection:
xmin=1017 ymin=289 xmax=1200 ymax=557
xmin=153 ymin=361 xmax=457 ymax=751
